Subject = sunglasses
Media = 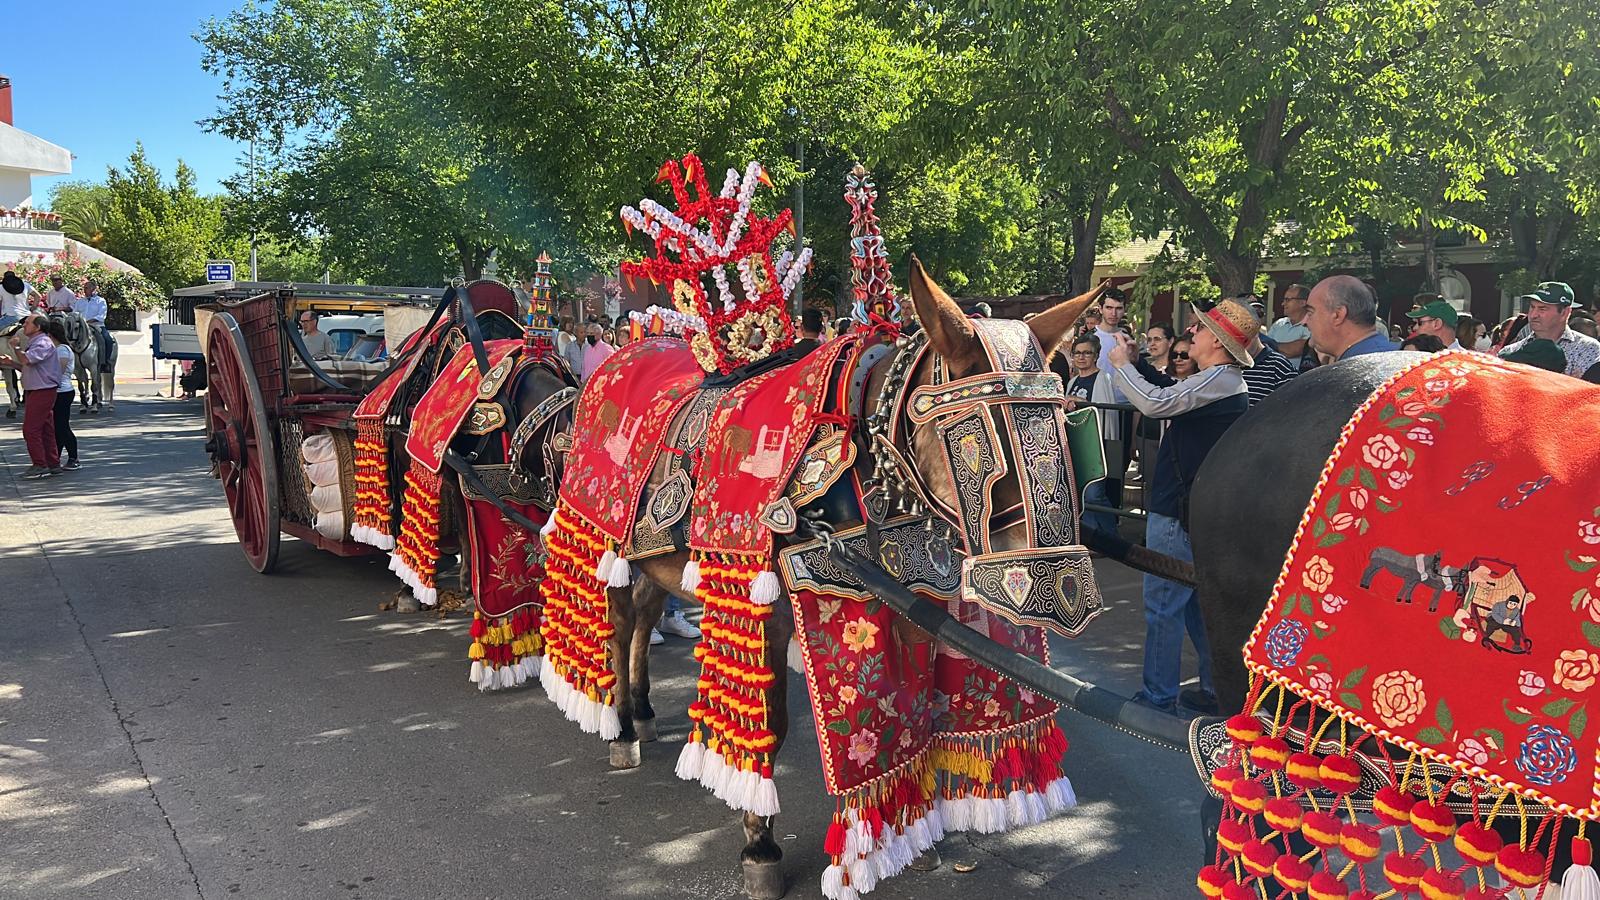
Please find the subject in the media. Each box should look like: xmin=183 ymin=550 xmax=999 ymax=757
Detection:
xmin=1172 ymin=351 xmax=1191 ymax=360
xmin=1071 ymin=350 xmax=1095 ymax=356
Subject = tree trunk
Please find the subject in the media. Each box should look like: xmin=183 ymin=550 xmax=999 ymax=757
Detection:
xmin=1533 ymin=207 xmax=1575 ymax=281
xmin=1419 ymin=218 xmax=1439 ymax=294
xmin=455 ymin=236 xmax=492 ymax=282
xmin=1068 ymin=184 xmax=1109 ymax=295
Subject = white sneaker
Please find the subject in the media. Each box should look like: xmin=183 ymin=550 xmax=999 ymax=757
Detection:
xmin=649 ymin=628 xmax=664 ymax=646
xmin=658 ymin=609 xmax=702 ymax=640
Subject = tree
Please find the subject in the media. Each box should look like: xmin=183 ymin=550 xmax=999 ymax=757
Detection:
xmin=82 ymin=145 xmax=238 ymax=292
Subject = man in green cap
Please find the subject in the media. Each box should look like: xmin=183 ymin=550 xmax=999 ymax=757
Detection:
xmin=1498 ymin=281 xmax=1600 ymax=377
xmin=1405 ymin=299 xmax=1462 ymax=350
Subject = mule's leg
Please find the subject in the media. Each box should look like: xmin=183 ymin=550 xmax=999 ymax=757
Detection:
xmin=1359 ymin=562 xmax=1381 ymax=591
xmin=741 ymin=608 xmax=792 ymax=900
xmin=102 ymin=369 xmax=116 ymax=412
xmin=629 ymin=581 xmax=667 ymax=743
xmin=607 ymin=580 xmax=643 ymax=769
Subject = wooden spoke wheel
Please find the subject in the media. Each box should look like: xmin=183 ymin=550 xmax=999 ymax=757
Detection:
xmin=204 ymin=313 xmax=281 ymax=573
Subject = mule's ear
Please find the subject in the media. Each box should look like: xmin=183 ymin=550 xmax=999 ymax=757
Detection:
xmin=1028 ymin=282 xmax=1110 ymax=361
xmin=907 ymin=255 xmax=981 ymax=372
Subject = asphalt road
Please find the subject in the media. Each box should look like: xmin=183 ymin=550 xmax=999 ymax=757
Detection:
xmin=0 ymin=395 xmax=1208 ymax=899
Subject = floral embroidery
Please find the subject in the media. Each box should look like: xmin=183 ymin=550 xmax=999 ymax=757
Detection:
xmin=841 ymin=618 xmax=880 ymax=653
xmin=1554 ymin=649 xmax=1600 ymax=693
xmin=1303 ymin=556 xmax=1335 ymax=594
xmin=1371 ymin=670 xmax=1426 ymax=728
xmin=1308 ymin=670 xmax=1334 ymax=694
xmin=1516 ymin=724 xmax=1578 ymax=786
xmin=1517 ymin=671 xmax=1547 ymax=697
xmin=1264 ymin=620 xmax=1309 ymax=668
xmin=1581 ymin=521 xmax=1600 ymax=545
xmin=1362 ymin=434 xmax=1403 ymax=470
xmin=1321 ymin=594 xmax=1348 ymax=615
xmin=1458 ymin=738 xmax=1490 ymax=767
xmin=847 ymin=730 xmax=879 ymax=767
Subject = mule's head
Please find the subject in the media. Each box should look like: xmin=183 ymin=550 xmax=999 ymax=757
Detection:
xmin=875 ymin=257 xmax=1107 ymax=634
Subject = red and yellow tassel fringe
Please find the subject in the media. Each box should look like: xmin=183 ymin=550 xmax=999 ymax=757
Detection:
xmin=389 ymin=462 xmax=441 ymax=605
xmin=819 ymin=717 xmax=1074 ymax=900
xmin=468 ymin=600 xmax=544 ymax=692
xmin=350 ymin=419 xmax=395 ymax=549
xmin=537 ymin=502 xmax=621 ymax=739
xmin=1199 ymin=678 xmax=1592 ymax=900
xmin=675 ymin=552 xmax=782 ymax=816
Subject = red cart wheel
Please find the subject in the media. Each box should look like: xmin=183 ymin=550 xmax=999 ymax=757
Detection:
xmin=205 ymin=312 xmax=281 ymax=573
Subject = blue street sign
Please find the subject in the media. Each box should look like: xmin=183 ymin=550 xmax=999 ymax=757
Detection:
xmin=206 ymin=260 xmax=235 ymax=282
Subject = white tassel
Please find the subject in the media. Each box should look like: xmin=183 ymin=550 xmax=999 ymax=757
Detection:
xmin=905 ymin=818 xmax=931 ymax=854
xmin=941 ymin=797 xmax=971 ymax=833
xmin=820 ymin=865 xmax=847 ymax=899
xmin=469 ymin=660 xmax=485 ymax=683
xmin=540 ymin=514 xmax=558 ymax=537
xmin=1046 ymin=776 xmax=1077 ymax=812
xmin=1561 ymin=838 xmax=1599 ymax=900
xmin=847 ymin=858 xmax=877 ymax=894
xmin=415 ymin=585 xmax=438 ymax=607
xmin=607 ymin=555 xmax=633 ymax=588
xmin=599 ymin=704 xmax=622 ymax=741
xmin=680 ymin=559 xmax=701 ymax=593
xmin=1027 ymin=791 xmax=1048 ymax=824
xmin=787 ymin=636 xmax=805 ymax=674
xmin=699 ymin=749 xmax=728 ymax=792
xmin=1006 ymin=790 xmax=1029 ymax=827
xmin=595 ymin=549 xmax=617 ymax=582
xmin=751 ymin=776 xmax=781 ymax=816
xmin=924 ymin=805 xmax=945 ymax=842
xmin=837 ymin=888 xmax=860 ymax=900
xmin=872 ymin=845 xmax=897 ymax=880
xmin=750 ymin=570 xmax=781 ymax=605
xmin=675 ymin=739 xmax=706 ymax=782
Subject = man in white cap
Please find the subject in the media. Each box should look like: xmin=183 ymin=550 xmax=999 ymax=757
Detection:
xmin=1107 ymin=297 xmax=1257 ymax=715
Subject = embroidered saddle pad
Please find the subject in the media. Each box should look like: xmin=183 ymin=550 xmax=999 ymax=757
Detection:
xmin=687 ymin=335 xmax=852 ymax=555
xmin=559 ymin=337 xmax=705 ymax=542
xmin=403 ymin=340 xmax=521 ymax=473
xmin=1244 ymin=351 xmax=1600 ymax=816
xmin=354 ymin=316 xmax=453 ymax=423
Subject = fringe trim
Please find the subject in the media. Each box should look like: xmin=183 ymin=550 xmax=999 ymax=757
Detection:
xmin=467 ymin=607 xmax=545 ymax=692
xmin=350 ymin=522 xmax=396 ymax=551
xmin=537 ymin=502 xmax=620 ymax=740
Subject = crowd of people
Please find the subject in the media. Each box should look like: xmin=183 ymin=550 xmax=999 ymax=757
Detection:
xmin=1 ymin=311 xmax=82 ymax=477
xmin=1053 ymin=275 xmax=1600 ymax=715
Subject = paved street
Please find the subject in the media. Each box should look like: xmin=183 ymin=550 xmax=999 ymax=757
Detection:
xmin=1 ymin=395 xmax=1207 ymax=899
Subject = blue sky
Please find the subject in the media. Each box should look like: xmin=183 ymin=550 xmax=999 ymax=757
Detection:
xmin=9 ymin=0 xmax=242 ymax=205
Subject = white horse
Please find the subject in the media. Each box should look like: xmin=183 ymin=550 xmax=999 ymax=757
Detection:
xmin=50 ymin=311 xmax=116 ymax=413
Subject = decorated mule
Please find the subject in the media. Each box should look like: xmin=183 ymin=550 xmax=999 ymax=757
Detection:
xmin=52 ymin=309 xmax=116 ymax=413
xmin=520 ymin=156 xmax=1109 ymax=900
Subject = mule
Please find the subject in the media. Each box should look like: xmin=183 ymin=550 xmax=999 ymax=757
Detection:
xmin=583 ymin=259 xmax=1102 ymax=897
xmin=48 ymin=310 xmax=115 ymax=413
xmin=1358 ymin=545 xmax=1461 ymax=611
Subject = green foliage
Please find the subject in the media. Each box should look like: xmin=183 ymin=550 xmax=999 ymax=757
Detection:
xmin=9 ymin=248 xmax=166 ymax=314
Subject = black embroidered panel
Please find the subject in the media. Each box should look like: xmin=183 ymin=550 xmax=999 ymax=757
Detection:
xmin=1004 ymin=402 xmax=1076 ymax=548
xmin=778 ymin=516 xmax=963 ymax=601
xmin=936 ymin=410 xmax=1005 ymax=555
xmin=961 ymin=548 xmax=1103 ymax=638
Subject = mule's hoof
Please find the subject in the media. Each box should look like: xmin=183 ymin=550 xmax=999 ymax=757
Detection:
xmin=909 ymin=847 xmax=942 ymax=871
xmin=609 ymin=740 xmax=641 ymax=769
xmin=741 ymin=860 xmax=786 ymax=900
xmin=393 ymin=591 xmax=421 ymax=614
xmin=634 ymin=718 xmax=658 ymax=743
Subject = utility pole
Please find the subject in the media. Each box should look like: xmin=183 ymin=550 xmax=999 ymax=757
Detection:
xmin=248 ymin=137 xmax=259 ymax=281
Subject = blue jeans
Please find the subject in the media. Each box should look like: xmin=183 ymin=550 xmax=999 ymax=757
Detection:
xmin=1140 ymin=512 xmax=1212 ymax=707
xmin=1081 ymin=478 xmax=1118 ymax=540
xmin=666 ymin=595 xmax=682 ymax=615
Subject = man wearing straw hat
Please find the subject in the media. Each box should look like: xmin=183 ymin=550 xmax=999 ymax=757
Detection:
xmin=1107 ymin=298 xmax=1258 ymax=715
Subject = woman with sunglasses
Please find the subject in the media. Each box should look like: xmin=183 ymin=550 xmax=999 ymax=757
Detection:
xmin=1064 ymin=334 xmax=1121 ymax=540
xmin=1170 ymin=337 xmax=1199 ymax=378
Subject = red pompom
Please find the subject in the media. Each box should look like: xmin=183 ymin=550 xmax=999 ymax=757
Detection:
xmin=1242 ymin=839 xmax=1278 ymax=878
xmin=1318 ymin=754 xmax=1363 ymax=794
xmin=1273 ymin=853 xmax=1313 ymax=892
xmin=1372 ymin=785 xmax=1416 ymax=827
xmin=1339 ymin=822 xmax=1383 ymax=862
xmin=1197 ymin=864 xmax=1231 ymax=898
xmin=1382 ymin=851 xmax=1425 ymax=889
xmin=1308 ymin=870 xmax=1350 ymax=900
xmin=823 ymin=821 xmax=846 ymax=857
xmin=1301 ymin=810 xmax=1344 ymax=848
xmin=1408 ymin=800 xmax=1457 ymax=843
xmin=1229 ymin=778 xmax=1268 ymax=815
xmin=1285 ymin=752 xmax=1324 ymax=789
xmin=1226 ymin=714 xmax=1264 ymax=744
xmin=1250 ymin=736 xmax=1292 ymax=771
xmin=1419 ymin=868 xmax=1466 ymax=900
xmin=1495 ymin=844 xmax=1548 ymax=888
xmin=1211 ymin=764 xmax=1244 ymax=795
xmin=1453 ymin=821 xmax=1502 ymax=866
xmin=1264 ymin=797 xmax=1304 ymax=834
xmin=1218 ymin=816 xmax=1252 ymax=855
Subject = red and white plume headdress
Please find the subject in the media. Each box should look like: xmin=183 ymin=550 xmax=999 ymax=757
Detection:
xmin=619 ymin=154 xmax=811 ymax=374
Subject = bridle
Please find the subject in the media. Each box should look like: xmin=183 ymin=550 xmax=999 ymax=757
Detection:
xmin=866 ymin=319 xmax=1079 ymax=556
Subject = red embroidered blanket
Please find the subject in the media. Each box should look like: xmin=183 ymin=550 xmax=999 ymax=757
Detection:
xmin=689 ymin=335 xmax=851 ymax=555
xmin=1244 ymin=350 xmax=1600 ymax=816
xmin=403 ymin=340 xmax=520 ymax=473
xmin=560 ymin=337 xmax=704 ymax=542
xmin=355 ymin=317 xmax=452 ymax=422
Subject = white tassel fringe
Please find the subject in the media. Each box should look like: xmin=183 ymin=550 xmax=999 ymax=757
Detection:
xmin=750 ymin=570 xmax=781 ymax=605
xmin=680 ymin=559 xmax=701 ymax=593
xmin=595 ymin=549 xmax=617 ymax=582
xmin=606 ymin=555 xmax=633 ymax=588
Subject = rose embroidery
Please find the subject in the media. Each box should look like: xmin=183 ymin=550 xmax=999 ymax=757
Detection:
xmin=983 ymin=698 xmax=1001 ymax=718
xmin=841 ymin=618 xmax=880 ymax=653
xmin=1349 ymin=488 xmax=1369 ymax=510
xmin=1320 ymin=594 xmax=1348 ymax=615
xmin=1554 ymin=649 xmax=1600 ymax=693
xmin=1581 ymin=521 xmax=1600 ymax=545
xmin=1302 ymin=556 xmax=1335 ymax=594
xmin=1387 ymin=470 xmax=1413 ymax=490
xmin=1371 ymin=670 xmax=1426 ymax=728
xmin=1307 ymin=671 xmax=1334 ymax=694
xmin=1457 ymin=738 xmax=1490 ymax=767
xmin=1264 ymin=620 xmax=1309 ymax=669
xmin=1517 ymin=671 xmax=1547 ymax=697
xmin=847 ymin=730 xmax=879 ymax=767
xmin=1515 ymin=724 xmax=1578 ymax=786
xmin=1406 ymin=426 xmax=1434 ymax=446
xmin=1329 ymin=513 xmax=1356 ymax=532
xmin=1362 ymin=434 xmax=1403 ymax=470
xmin=1401 ymin=400 xmax=1428 ymax=417
xmin=1581 ymin=591 xmax=1600 ymax=624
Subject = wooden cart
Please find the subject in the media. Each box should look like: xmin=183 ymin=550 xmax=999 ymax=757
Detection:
xmin=198 ymin=283 xmax=446 ymax=572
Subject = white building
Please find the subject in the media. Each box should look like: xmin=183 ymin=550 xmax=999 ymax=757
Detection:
xmin=0 ymin=75 xmax=72 ymax=265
